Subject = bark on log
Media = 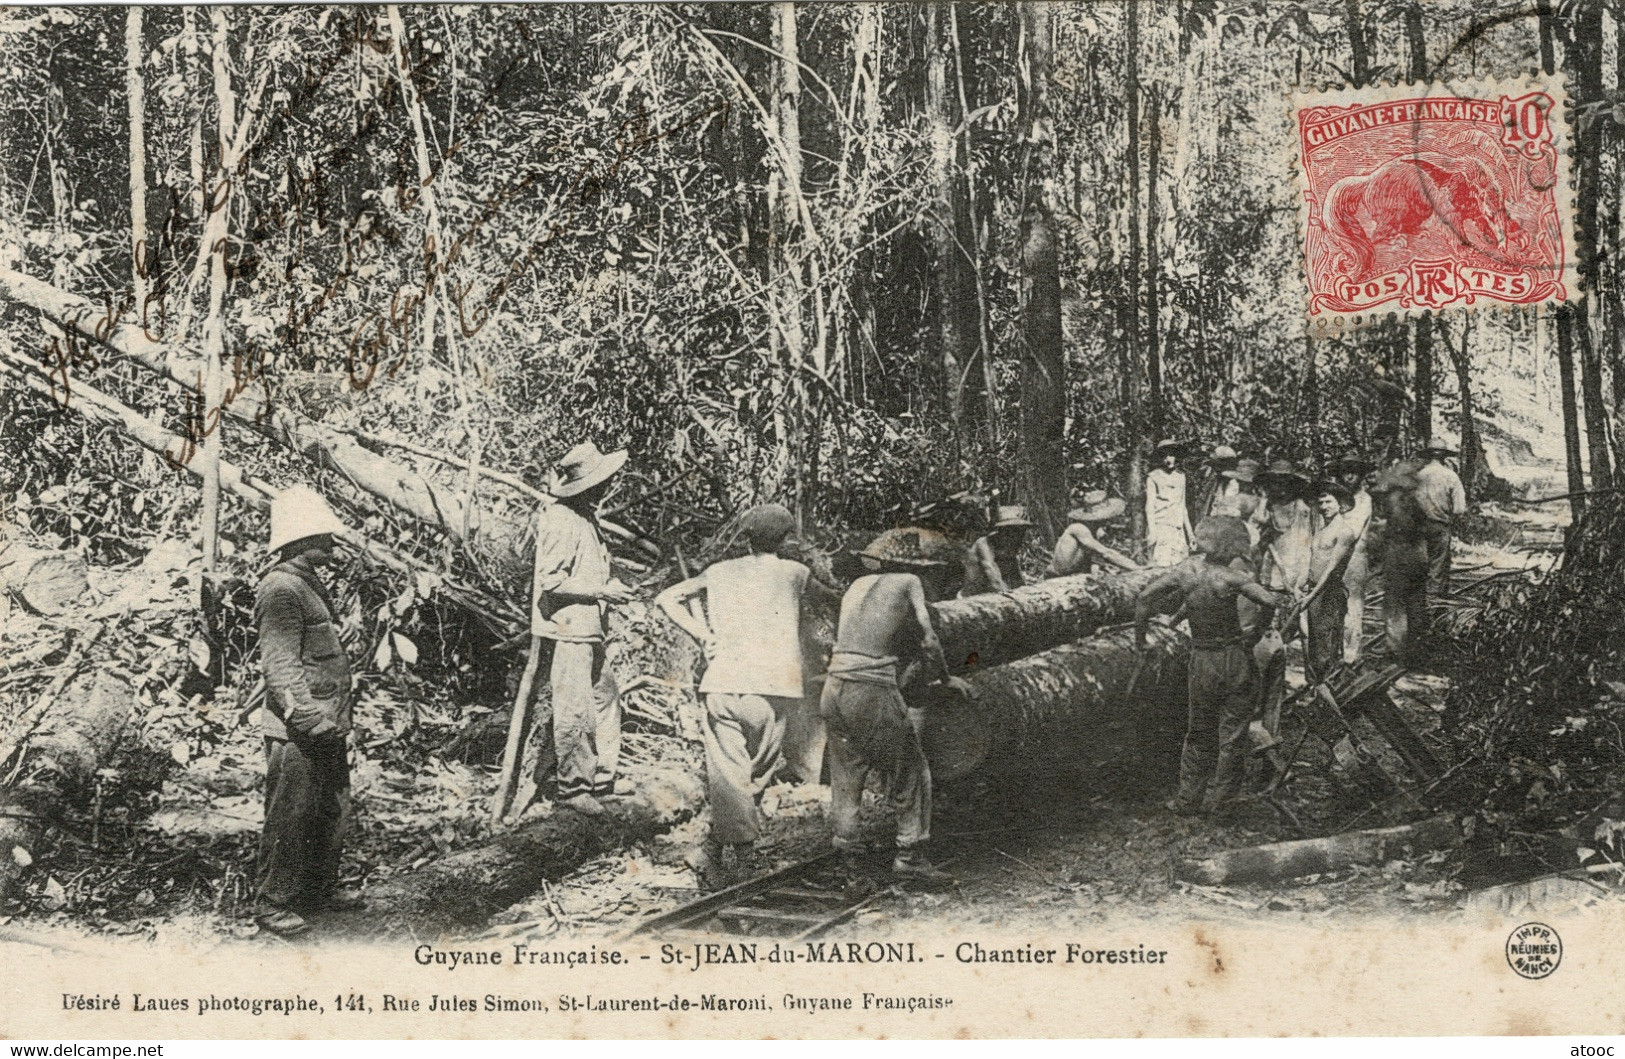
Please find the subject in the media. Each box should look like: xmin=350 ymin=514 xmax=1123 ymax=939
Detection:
xmin=365 ymin=768 xmax=704 ymax=925
xmin=0 ymin=544 xmax=90 ymax=616
xmin=0 ymin=668 xmax=134 ymax=904
xmin=930 ymin=568 xmax=1162 ymax=674
xmin=924 ymin=625 xmax=1188 ymax=783
xmin=1176 ymin=813 xmax=1462 ymax=887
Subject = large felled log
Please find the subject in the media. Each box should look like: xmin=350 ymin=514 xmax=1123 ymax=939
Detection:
xmin=923 ymin=625 xmax=1189 ymax=783
xmin=0 ymin=544 xmax=88 ymax=616
xmin=0 ymin=668 xmax=133 ymax=904
xmin=930 ymin=568 xmax=1162 ymax=674
xmin=1177 ymin=814 xmax=1463 ymax=887
xmin=364 ymin=768 xmax=704 ymax=925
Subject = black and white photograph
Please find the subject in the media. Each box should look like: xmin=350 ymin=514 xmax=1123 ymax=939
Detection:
xmin=0 ymin=0 xmax=1622 ymax=1041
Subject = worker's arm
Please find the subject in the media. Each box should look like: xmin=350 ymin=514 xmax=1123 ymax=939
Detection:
xmin=654 ymin=574 xmax=711 ymax=647
xmin=972 ymin=537 xmax=1008 ymax=593
xmin=908 ymin=576 xmax=951 ymax=684
xmin=1079 ymin=525 xmax=1141 ymax=572
xmin=532 ymin=509 xmax=633 ymax=613
xmin=1134 ymin=569 xmax=1186 ymax=651
xmin=1043 ymin=527 xmax=1083 ymax=578
xmin=258 ymin=585 xmax=338 ymax=740
xmin=1450 ymin=474 xmax=1468 ymax=517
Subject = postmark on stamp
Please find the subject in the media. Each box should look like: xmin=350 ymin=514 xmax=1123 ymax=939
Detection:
xmin=1294 ymin=80 xmax=1575 ymax=328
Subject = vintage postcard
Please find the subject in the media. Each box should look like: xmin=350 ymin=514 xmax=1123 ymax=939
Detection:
xmin=3 ymin=0 xmax=1625 ymax=1042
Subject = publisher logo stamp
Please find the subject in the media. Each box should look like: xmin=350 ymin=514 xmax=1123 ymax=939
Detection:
xmin=1506 ymin=922 xmax=1562 ymax=979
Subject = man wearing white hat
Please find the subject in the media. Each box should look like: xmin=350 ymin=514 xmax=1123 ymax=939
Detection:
xmin=253 ymin=484 xmax=359 ymax=936
xmin=532 ymin=441 xmax=635 ymax=816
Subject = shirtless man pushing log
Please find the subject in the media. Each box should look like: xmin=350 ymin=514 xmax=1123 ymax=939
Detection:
xmin=822 ymin=529 xmax=967 ymax=884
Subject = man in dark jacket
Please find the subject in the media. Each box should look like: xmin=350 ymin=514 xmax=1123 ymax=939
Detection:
xmin=253 ymin=484 xmax=359 ymax=936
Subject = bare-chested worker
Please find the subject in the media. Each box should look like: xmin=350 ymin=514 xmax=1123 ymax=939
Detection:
xmin=1136 ymin=517 xmax=1291 ymax=815
xmin=822 ymin=529 xmax=965 ymax=884
xmin=964 ymin=505 xmax=1033 ymax=594
xmin=1302 ymin=482 xmax=1358 ymax=685
xmin=1044 ymin=490 xmax=1140 ymax=578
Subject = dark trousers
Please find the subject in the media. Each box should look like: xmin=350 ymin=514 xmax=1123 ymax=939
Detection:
xmin=1422 ymin=520 xmax=1452 ymax=597
xmin=1306 ymin=583 xmax=1348 ymax=685
xmin=1384 ymin=546 xmax=1430 ymax=667
xmin=1178 ymin=644 xmax=1257 ymax=808
xmin=258 ymin=736 xmax=349 ymax=909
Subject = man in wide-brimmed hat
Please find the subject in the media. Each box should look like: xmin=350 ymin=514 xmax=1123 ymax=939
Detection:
xmin=253 ymin=484 xmax=362 ymax=936
xmin=1145 ymin=439 xmax=1195 ymax=567
xmin=531 ymin=441 xmax=635 ymax=816
xmin=964 ymin=504 xmax=1034 ymax=595
xmin=1303 ymin=481 xmax=1358 ymax=685
xmin=1044 ymin=490 xmax=1140 ymax=578
xmin=1412 ymin=438 xmax=1466 ymax=595
xmin=1369 ymin=466 xmax=1430 ymax=666
xmin=1210 ymin=457 xmax=1262 ymax=522
xmin=656 ymin=503 xmax=821 ymax=888
xmin=821 ymin=529 xmax=965 ymax=886
xmin=1326 ymin=456 xmax=1377 ymax=664
xmin=1136 ymin=516 xmax=1291 ymax=816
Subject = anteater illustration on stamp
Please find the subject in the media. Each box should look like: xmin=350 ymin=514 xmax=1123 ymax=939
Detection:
xmin=1296 ymin=82 xmax=1575 ymax=323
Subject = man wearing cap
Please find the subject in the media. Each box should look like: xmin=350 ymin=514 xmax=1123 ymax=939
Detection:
xmin=253 ymin=484 xmax=360 ymax=936
xmin=1413 ymin=439 xmax=1467 ymax=596
xmin=1044 ymin=491 xmax=1140 ymax=578
xmin=1303 ymin=482 xmax=1358 ymax=684
xmin=1369 ymin=466 xmax=1430 ymax=666
xmin=965 ymin=505 xmax=1033 ymax=594
xmin=532 ymin=442 xmax=635 ymax=816
xmin=822 ymin=529 xmax=965 ymax=884
xmin=1328 ymin=458 xmax=1376 ymax=664
xmin=1145 ymin=439 xmax=1195 ymax=567
xmin=656 ymin=504 xmax=817 ymax=887
xmin=1136 ymin=516 xmax=1291 ymax=815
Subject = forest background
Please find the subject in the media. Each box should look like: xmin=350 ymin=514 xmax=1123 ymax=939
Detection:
xmin=1 ymin=1 xmax=1621 ymax=822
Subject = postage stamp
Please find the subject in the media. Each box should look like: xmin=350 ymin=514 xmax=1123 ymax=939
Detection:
xmin=1295 ymin=80 xmax=1576 ymax=327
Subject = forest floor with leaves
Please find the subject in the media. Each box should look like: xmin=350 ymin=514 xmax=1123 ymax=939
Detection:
xmin=7 ymin=498 xmax=1622 ymax=954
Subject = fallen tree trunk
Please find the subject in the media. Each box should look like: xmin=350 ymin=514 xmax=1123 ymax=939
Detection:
xmin=930 ymin=568 xmax=1162 ymax=674
xmin=0 ymin=667 xmax=134 ymax=904
xmin=365 ymin=768 xmax=704 ymax=925
xmin=0 ymin=351 xmax=510 ymax=624
xmin=1177 ymin=813 xmax=1463 ymax=887
xmin=0 ymin=267 xmax=650 ymax=586
xmin=923 ymin=625 xmax=1189 ymax=783
xmin=0 ymin=544 xmax=88 ymax=617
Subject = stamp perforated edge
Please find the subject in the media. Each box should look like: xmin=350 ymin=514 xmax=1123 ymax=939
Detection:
xmin=1289 ymin=75 xmax=1578 ymax=335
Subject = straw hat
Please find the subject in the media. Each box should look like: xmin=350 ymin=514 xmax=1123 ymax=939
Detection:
xmin=1151 ymin=438 xmax=1186 ymax=459
xmin=856 ymin=528 xmax=955 ymax=569
xmin=1067 ymin=490 xmax=1126 ymax=524
xmin=1207 ymin=444 xmax=1239 ymax=467
xmin=991 ymin=504 xmax=1034 ymax=529
xmin=268 ymin=484 xmax=347 ymax=554
xmin=549 ymin=441 xmax=628 ymax=498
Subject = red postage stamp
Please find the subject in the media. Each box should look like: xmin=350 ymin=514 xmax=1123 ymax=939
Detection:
xmin=1295 ymin=80 xmax=1575 ymax=325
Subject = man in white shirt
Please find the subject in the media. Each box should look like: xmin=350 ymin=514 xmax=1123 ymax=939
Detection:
xmin=1145 ymin=439 xmax=1194 ymax=567
xmin=657 ymin=504 xmax=813 ymax=887
xmin=1327 ymin=457 xmax=1375 ymax=664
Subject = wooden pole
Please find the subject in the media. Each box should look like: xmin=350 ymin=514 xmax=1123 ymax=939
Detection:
xmin=490 ymin=635 xmax=543 ymax=829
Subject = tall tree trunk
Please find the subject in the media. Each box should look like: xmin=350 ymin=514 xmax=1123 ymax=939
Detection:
xmin=1443 ymin=317 xmax=1485 ymax=504
xmin=1554 ymin=308 xmax=1588 ymax=520
xmin=1575 ymin=308 xmax=1613 ymax=490
xmin=1344 ymin=0 xmax=1371 ymax=87
xmin=847 ymin=3 xmax=881 ymax=403
xmin=1566 ymin=1 xmax=1614 ymax=492
xmin=1412 ymin=312 xmax=1433 ymax=443
xmin=1123 ymin=0 xmax=1146 ymax=537
xmin=125 ymin=9 xmax=148 ymax=317
xmin=766 ymin=1 xmax=806 ymax=499
xmin=925 ymin=3 xmax=973 ymax=434
xmin=1145 ymin=87 xmax=1163 ymax=442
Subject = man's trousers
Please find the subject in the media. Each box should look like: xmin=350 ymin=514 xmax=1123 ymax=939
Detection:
xmin=258 ymin=736 xmax=349 ymax=909
xmin=550 ymin=640 xmax=622 ymax=799
xmin=704 ymin=692 xmax=796 ymax=845
xmin=1179 ymin=644 xmax=1257 ymax=809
